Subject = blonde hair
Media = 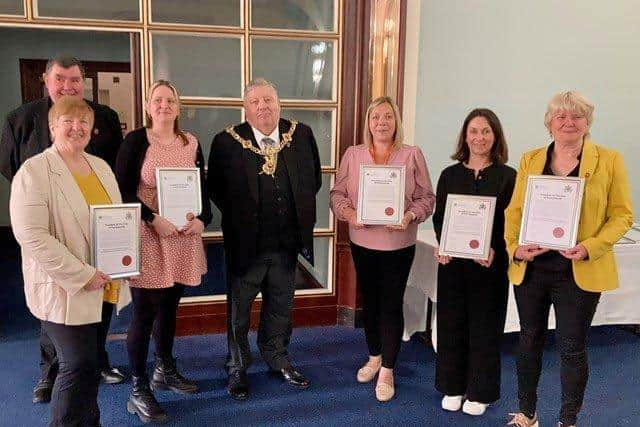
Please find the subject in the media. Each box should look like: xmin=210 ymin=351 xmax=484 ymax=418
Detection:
xmin=48 ymin=96 xmax=94 ymax=128
xmin=363 ymin=96 xmax=404 ymax=148
xmin=544 ymin=91 xmax=594 ymax=138
xmin=145 ymin=80 xmax=188 ymax=145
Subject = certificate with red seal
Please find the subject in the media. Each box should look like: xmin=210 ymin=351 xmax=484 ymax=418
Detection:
xmin=357 ymin=165 xmax=405 ymax=225
xmin=438 ymin=194 xmax=496 ymax=260
xmin=519 ymin=175 xmax=584 ymax=250
xmin=90 ymin=203 xmax=141 ymax=279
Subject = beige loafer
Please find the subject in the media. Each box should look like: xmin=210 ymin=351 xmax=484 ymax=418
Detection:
xmin=375 ymin=382 xmax=395 ymax=402
xmin=356 ymin=363 xmax=381 ymax=383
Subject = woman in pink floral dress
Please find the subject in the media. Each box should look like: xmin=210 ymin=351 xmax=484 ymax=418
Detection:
xmin=115 ymin=80 xmax=211 ymax=424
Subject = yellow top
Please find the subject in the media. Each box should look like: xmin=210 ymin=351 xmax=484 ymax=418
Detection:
xmin=72 ymin=170 xmax=120 ymax=304
xmin=504 ymin=139 xmax=634 ymax=292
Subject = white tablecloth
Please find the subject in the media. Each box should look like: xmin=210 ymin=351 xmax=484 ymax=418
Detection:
xmin=402 ymin=227 xmax=640 ymax=343
xmin=402 ymin=230 xmax=438 ymax=341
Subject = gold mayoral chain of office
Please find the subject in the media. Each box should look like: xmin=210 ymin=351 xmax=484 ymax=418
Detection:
xmin=225 ymin=120 xmax=298 ymax=177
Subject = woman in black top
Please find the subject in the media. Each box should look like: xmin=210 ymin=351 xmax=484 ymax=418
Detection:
xmin=432 ymin=108 xmax=516 ymax=416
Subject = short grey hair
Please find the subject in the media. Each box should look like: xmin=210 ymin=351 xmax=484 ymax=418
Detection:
xmin=45 ymin=55 xmax=85 ymax=79
xmin=244 ymin=78 xmax=278 ymax=99
xmin=544 ymin=91 xmax=594 ymax=137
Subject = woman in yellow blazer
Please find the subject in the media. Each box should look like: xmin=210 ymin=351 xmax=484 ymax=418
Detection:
xmin=505 ymin=91 xmax=633 ymax=427
xmin=9 ymin=96 xmax=131 ymax=427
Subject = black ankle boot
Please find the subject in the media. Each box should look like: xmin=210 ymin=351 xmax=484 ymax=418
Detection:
xmin=150 ymin=356 xmax=198 ymax=395
xmin=127 ymin=376 xmax=169 ymax=424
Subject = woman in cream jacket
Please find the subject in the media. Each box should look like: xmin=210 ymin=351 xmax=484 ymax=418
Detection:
xmin=10 ymin=96 xmax=130 ymax=427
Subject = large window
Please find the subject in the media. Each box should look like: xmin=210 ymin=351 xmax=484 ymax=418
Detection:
xmin=0 ymin=0 xmax=342 ymax=301
xmin=145 ymin=0 xmax=341 ymax=298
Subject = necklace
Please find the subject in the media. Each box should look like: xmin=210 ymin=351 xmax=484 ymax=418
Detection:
xmin=369 ymin=146 xmax=392 ymax=165
xmin=225 ymin=121 xmax=297 ymax=177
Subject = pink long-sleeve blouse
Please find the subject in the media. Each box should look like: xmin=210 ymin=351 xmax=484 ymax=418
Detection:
xmin=330 ymin=144 xmax=435 ymax=251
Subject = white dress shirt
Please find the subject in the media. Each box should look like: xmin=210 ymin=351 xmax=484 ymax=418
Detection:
xmin=251 ymin=126 xmax=280 ymax=151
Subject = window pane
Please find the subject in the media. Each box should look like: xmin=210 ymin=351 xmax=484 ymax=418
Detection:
xmin=297 ymin=236 xmax=332 ymax=290
xmin=203 ymin=203 xmax=222 ymax=233
xmin=252 ymin=38 xmax=334 ymax=100
xmin=152 ymin=33 xmax=242 ymax=98
xmin=251 ymin=0 xmax=335 ymax=31
xmin=179 ymin=106 xmax=243 ymax=233
xmin=281 ymin=108 xmax=334 ymax=167
xmin=0 ymin=0 xmax=23 ymax=15
xmin=151 ymin=0 xmax=241 ymax=26
xmin=315 ymin=173 xmax=333 ymax=230
xmin=35 ymin=0 xmax=139 ymax=20
xmin=180 ymin=106 xmax=242 ymax=160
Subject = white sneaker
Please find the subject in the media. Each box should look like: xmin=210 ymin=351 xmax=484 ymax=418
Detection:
xmin=441 ymin=395 xmax=463 ymax=411
xmin=462 ymin=400 xmax=488 ymax=416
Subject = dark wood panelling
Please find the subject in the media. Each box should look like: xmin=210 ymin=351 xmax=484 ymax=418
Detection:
xmin=176 ymin=296 xmax=338 ymax=336
xmin=336 ymin=306 xmax=364 ymax=328
xmin=396 ymin=0 xmax=407 ymax=114
xmin=334 ymin=0 xmax=371 ymax=326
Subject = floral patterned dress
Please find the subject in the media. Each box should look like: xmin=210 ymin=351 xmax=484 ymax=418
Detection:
xmin=129 ymin=130 xmax=207 ymax=289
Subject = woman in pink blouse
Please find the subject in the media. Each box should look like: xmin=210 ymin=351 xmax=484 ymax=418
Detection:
xmin=330 ymin=96 xmax=435 ymax=401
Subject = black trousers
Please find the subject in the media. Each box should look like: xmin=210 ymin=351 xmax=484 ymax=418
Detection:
xmin=514 ymin=268 xmax=600 ymax=426
xmin=40 ymin=301 xmax=114 ymax=382
xmin=127 ymin=285 xmax=185 ymax=377
xmin=350 ymin=243 xmax=415 ymax=369
xmin=226 ymin=250 xmax=297 ymax=373
xmin=41 ymin=320 xmax=100 ymax=427
xmin=435 ymin=257 xmax=509 ymax=403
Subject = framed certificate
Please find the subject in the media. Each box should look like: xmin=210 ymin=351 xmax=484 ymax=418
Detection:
xmin=357 ymin=165 xmax=405 ymax=225
xmin=90 ymin=203 xmax=141 ymax=279
xmin=519 ymin=175 xmax=585 ymax=250
xmin=438 ymin=194 xmax=497 ymax=260
xmin=156 ymin=167 xmax=202 ymax=229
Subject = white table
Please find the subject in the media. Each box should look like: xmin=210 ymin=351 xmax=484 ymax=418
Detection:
xmin=402 ymin=230 xmax=438 ymax=341
xmin=402 ymin=227 xmax=640 ymax=346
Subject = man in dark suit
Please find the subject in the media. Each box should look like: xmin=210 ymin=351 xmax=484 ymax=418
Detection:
xmin=208 ymin=78 xmax=321 ymax=401
xmin=0 ymin=55 xmax=125 ymax=404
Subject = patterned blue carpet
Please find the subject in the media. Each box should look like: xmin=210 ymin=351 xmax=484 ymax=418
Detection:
xmin=1 ymin=232 xmax=639 ymax=426
xmin=0 ymin=325 xmax=638 ymax=426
